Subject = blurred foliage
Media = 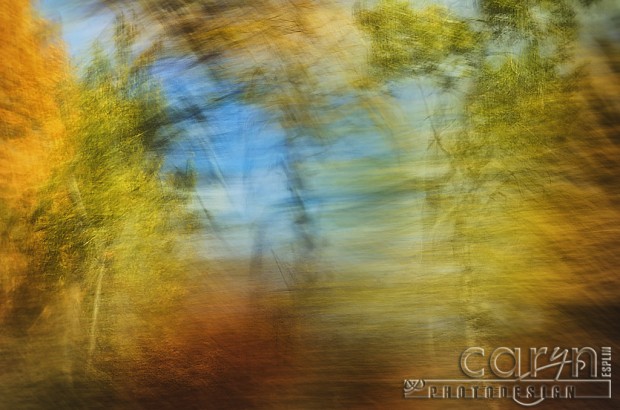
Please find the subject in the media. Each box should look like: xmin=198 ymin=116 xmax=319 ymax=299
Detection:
xmin=356 ymin=2 xmax=480 ymax=81
xmin=356 ymin=0 xmax=620 ymax=339
xmin=0 ymin=11 xmax=200 ymax=377
xmin=0 ymin=0 xmax=68 ymax=325
xmin=66 ymin=14 xmax=193 ymax=367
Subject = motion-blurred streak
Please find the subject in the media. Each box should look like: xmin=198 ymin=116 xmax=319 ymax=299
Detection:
xmin=1 ymin=1 xmax=618 ymax=408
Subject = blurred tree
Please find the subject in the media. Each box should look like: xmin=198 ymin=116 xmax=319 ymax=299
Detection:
xmin=100 ymin=0 xmax=381 ymax=279
xmin=0 ymin=0 xmax=68 ymax=326
xmin=356 ymin=0 xmax=612 ymax=339
xmin=32 ymin=14 xmax=198 ymax=375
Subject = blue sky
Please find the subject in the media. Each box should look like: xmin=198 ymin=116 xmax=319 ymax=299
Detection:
xmin=40 ymin=0 xmax=114 ymax=59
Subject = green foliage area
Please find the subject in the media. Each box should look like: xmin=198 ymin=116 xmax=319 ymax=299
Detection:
xmin=356 ymin=1 xmax=479 ymax=81
xmin=32 ymin=15 xmax=198 ymax=368
xmin=355 ymin=0 xmax=587 ymax=211
xmin=353 ymin=0 xmax=616 ymax=339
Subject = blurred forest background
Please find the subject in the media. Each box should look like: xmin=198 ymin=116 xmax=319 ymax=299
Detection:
xmin=1 ymin=0 xmax=619 ymax=408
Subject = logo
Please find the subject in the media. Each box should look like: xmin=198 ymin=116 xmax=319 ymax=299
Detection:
xmin=404 ymin=346 xmax=611 ymax=406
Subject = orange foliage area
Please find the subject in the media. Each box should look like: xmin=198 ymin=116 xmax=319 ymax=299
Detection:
xmin=0 ymin=1 xmax=70 ymax=322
